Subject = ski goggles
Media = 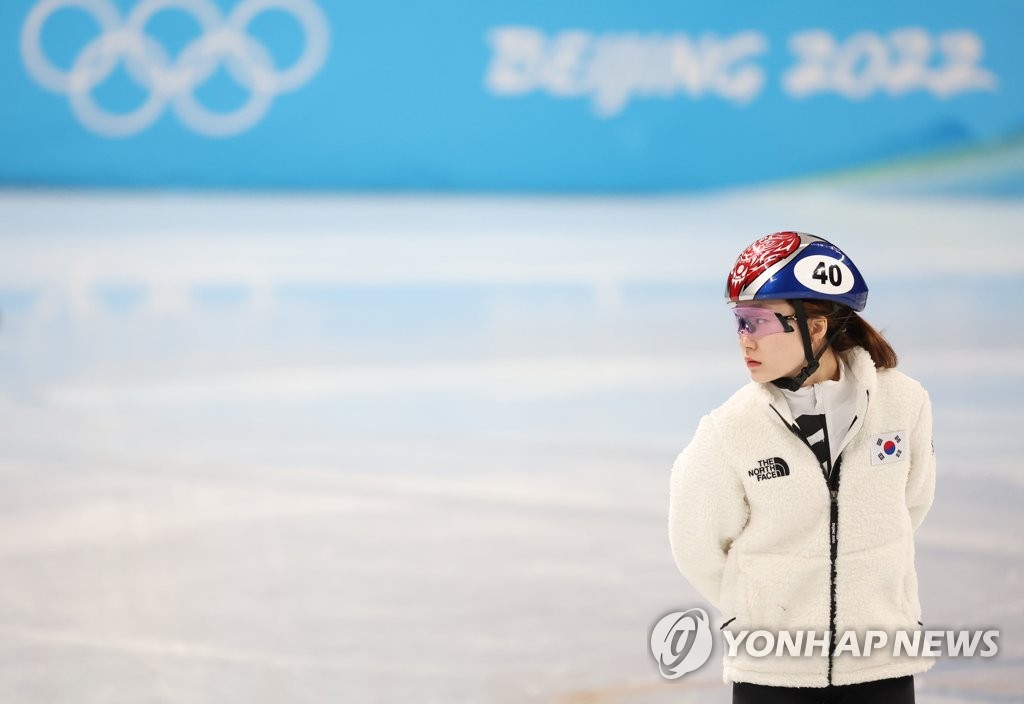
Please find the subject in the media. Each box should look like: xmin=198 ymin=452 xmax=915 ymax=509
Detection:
xmin=732 ymin=306 xmax=797 ymax=339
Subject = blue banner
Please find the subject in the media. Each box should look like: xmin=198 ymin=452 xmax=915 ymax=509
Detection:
xmin=1 ymin=1 xmax=1021 ymax=191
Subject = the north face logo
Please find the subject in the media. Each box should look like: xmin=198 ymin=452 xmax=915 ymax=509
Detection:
xmin=748 ymin=457 xmax=790 ymax=482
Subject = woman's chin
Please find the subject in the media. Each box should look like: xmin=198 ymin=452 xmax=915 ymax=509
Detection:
xmin=747 ymin=367 xmax=769 ymax=382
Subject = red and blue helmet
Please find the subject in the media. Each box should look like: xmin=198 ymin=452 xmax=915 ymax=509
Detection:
xmin=725 ymin=232 xmax=868 ymax=312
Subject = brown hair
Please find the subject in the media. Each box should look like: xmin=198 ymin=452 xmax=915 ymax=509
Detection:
xmin=799 ymin=300 xmax=898 ymax=369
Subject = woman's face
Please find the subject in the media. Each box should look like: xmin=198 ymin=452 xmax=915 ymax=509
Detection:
xmin=735 ymin=299 xmax=821 ymax=383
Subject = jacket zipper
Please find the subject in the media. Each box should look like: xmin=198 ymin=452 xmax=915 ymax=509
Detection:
xmin=826 ymin=458 xmax=841 ymax=685
xmin=768 ymin=405 xmax=848 ymax=685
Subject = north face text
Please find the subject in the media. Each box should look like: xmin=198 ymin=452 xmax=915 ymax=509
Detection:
xmin=748 ymin=457 xmax=791 ymax=481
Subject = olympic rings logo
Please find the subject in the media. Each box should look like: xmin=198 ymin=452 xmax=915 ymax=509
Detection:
xmin=20 ymin=0 xmax=330 ymax=137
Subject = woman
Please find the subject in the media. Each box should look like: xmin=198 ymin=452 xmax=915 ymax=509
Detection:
xmin=669 ymin=232 xmax=936 ymax=703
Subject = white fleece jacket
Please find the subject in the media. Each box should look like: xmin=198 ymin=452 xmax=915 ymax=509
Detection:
xmin=669 ymin=346 xmax=937 ymax=687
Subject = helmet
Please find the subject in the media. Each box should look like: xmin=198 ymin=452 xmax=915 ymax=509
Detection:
xmin=725 ymin=231 xmax=868 ymax=312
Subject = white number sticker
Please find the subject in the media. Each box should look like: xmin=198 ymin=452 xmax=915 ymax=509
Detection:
xmin=794 ymin=256 xmax=854 ymax=294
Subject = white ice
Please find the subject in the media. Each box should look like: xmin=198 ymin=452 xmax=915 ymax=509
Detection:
xmin=0 ymin=183 xmax=1021 ymax=703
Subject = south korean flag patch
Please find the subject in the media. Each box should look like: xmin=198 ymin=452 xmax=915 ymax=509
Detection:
xmin=870 ymin=431 xmax=907 ymax=465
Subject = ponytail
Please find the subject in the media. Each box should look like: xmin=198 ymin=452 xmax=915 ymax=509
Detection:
xmin=800 ymin=300 xmax=898 ymax=369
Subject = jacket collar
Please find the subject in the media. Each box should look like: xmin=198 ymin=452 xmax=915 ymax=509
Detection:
xmin=755 ymin=346 xmax=877 ymax=425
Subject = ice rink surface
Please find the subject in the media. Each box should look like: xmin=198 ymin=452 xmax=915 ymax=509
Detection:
xmin=0 ymin=183 xmax=1022 ymax=702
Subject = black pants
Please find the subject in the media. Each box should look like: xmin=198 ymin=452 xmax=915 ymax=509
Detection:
xmin=733 ymin=675 xmax=914 ymax=704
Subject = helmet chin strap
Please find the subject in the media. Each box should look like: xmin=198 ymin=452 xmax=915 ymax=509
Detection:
xmin=771 ymin=301 xmax=848 ymax=392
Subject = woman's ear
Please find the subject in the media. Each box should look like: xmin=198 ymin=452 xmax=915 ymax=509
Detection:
xmin=810 ymin=317 xmax=829 ymax=346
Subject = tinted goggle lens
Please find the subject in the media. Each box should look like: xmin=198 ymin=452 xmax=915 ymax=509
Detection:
xmin=732 ymin=307 xmax=793 ymax=339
